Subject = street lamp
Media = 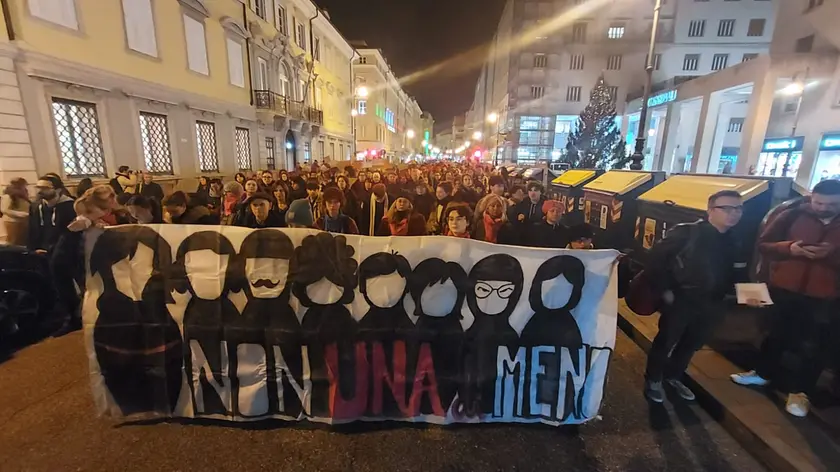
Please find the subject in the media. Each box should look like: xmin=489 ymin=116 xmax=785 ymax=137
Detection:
xmin=783 ymin=69 xmax=809 ymax=177
xmin=472 ymin=131 xmax=483 ymax=140
xmin=421 ymin=139 xmax=428 ymax=147
xmin=356 ymin=86 xmax=369 ymax=98
xmin=350 ymin=109 xmax=358 ymax=117
xmin=487 ymin=112 xmax=498 ymax=123
xmin=629 ymin=0 xmax=662 ymax=171
xmin=407 ymin=129 xmax=415 ymax=139
xmin=487 ymin=112 xmax=502 ymax=166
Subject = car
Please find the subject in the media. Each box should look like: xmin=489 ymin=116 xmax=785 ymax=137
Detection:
xmin=0 ymin=245 xmax=58 ymax=343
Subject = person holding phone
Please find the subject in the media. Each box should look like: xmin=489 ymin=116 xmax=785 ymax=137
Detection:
xmin=731 ymin=179 xmax=840 ymax=418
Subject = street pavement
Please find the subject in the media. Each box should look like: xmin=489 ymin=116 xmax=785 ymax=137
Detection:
xmin=0 ymin=330 xmax=764 ymax=472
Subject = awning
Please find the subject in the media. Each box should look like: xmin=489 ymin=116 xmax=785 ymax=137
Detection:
xmin=584 ymin=171 xmax=653 ymax=196
xmin=639 ymin=174 xmax=769 ymax=210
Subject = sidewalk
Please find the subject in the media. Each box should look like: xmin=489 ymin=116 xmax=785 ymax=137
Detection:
xmin=618 ymin=301 xmax=840 ymax=472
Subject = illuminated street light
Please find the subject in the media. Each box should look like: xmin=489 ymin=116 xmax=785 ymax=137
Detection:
xmin=407 ymin=129 xmax=416 ymax=139
xmin=356 ymin=86 xmax=369 ymax=98
xmin=351 ymin=109 xmax=358 ymax=117
xmin=782 ymin=82 xmax=804 ymax=95
xmin=464 ymin=141 xmax=471 ymax=147
xmin=421 ymin=140 xmax=428 ymax=147
xmin=487 ymin=112 xmax=498 ymax=123
xmin=472 ymin=131 xmax=483 ymax=140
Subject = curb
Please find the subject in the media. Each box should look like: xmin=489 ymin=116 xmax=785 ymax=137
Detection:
xmin=617 ymin=303 xmax=840 ymax=472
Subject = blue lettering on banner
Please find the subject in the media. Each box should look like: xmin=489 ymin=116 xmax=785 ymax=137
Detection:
xmin=762 ymin=137 xmax=804 ymax=153
xmin=820 ymin=135 xmax=840 ymax=151
xmin=647 ymin=90 xmax=677 ymax=108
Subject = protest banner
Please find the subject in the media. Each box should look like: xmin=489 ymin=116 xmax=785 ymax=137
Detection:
xmin=84 ymin=225 xmax=619 ymax=426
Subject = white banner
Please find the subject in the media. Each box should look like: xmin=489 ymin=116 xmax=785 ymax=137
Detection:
xmin=84 ymin=225 xmax=619 ymax=426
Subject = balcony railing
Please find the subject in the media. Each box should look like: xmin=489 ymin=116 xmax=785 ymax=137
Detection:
xmin=253 ymin=90 xmax=323 ymax=125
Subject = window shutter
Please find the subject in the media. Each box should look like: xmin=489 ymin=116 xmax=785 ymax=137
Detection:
xmin=122 ymin=0 xmax=158 ymax=57
xmin=184 ymin=15 xmax=209 ymax=75
xmin=227 ymin=38 xmax=245 ymax=87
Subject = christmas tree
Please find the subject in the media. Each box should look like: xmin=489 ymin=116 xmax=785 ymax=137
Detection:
xmin=565 ymin=75 xmax=631 ymax=169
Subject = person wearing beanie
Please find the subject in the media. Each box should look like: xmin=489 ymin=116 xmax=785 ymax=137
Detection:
xmin=242 ymin=192 xmax=285 ymax=228
xmin=315 ymin=186 xmax=359 ymax=234
xmin=526 ymin=199 xmax=570 ymax=249
xmin=358 ymin=183 xmax=392 ymax=236
xmin=285 ymin=198 xmax=315 ymax=228
xmin=221 ymin=181 xmax=246 ymax=226
xmin=376 ymin=196 xmax=427 ymax=236
xmin=567 ymin=223 xmax=595 ymax=249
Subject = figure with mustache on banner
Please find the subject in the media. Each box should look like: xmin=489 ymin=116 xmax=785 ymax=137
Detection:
xmin=235 ymin=229 xmax=304 ymax=418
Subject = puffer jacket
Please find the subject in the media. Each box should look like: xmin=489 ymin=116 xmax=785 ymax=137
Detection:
xmin=759 ymin=207 xmax=840 ymax=300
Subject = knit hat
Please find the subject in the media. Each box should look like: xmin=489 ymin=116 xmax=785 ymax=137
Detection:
xmin=542 ymin=199 xmax=563 ymax=215
xmin=286 ymin=198 xmax=314 ymax=227
xmin=567 ymin=223 xmax=594 ymax=242
xmin=244 ymin=192 xmax=272 ymax=206
xmin=372 ymin=183 xmax=387 ymax=199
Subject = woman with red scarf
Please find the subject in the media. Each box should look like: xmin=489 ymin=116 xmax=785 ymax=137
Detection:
xmin=472 ymin=194 xmax=516 ymax=244
xmin=444 ymin=202 xmax=473 ymax=238
xmin=376 ymin=197 xmax=427 ymax=236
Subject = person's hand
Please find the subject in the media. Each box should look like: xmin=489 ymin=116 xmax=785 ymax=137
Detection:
xmin=745 ymin=298 xmax=764 ymax=308
xmin=806 ymin=242 xmax=834 ymax=259
xmin=517 ymin=214 xmax=525 ymax=222
xmin=790 ymin=240 xmax=817 ymax=258
xmin=34 ymin=249 xmax=47 ymax=255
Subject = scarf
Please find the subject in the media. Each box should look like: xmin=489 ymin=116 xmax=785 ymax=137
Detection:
xmin=368 ymin=193 xmax=389 ymax=235
xmin=446 ymin=227 xmax=471 ymax=238
xmin=223 ymin=194 xmax=239 ymax=216
xmin=388 ymin=214 xmax=409 ymax=236
xmin=483 ymin=212 xmax=503 ymax=243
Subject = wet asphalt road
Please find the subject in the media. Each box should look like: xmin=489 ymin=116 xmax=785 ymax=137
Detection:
xmin=0 ymin=330 xmax=764 ymax=472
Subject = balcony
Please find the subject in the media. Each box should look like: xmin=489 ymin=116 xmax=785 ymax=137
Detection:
xmin=253 ymin=90 xmax=323 ymax=125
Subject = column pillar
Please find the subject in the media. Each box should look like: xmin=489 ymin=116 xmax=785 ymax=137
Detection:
xmin=707 ymin=103 xmax=733 ymax=174
xmin=0 ymin=54 xmax=37 ymax=186
xmin=658 ymin=102 xmax=682 ymax=172
xmin=690 ymin=92 xmax=722 ymax=174
xmin=737 ymin=73 xmax=777 ymax=174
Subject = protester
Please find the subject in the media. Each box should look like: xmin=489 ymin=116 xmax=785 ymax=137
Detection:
xmin=70 ymin=185 xmax=131 ymax=230
xmin=220 ymin=181 xmax=246 ymax=226
xmin=136 ymin=172 xmax=164 ymax=203
xmin=527 ymin=200 xmax=569 ymax=249
xmin=109 ymin=166 xmax=137 ymax=195
xmin=241 ymin=192 xmax=285 ymax=228
xmin=454 ymin=174 xmax=481 ymax=207
xmin=315 ymin=187 xmax=359 ymax=234
xmin=472 ymin=194 xmax=515 ymax=244
xmin=305 ymin=179 xmax=322 ymax=220
xmin=289 ymin=176 xmax=307 ymax=201
xmin=271 ymin=185 xmax=289 ymax=221
xmin=162 ymin=191 xmax=218 ymax=225
xmin=429 ymin=181 xmax=454 ymax=235
xmin=286 ymin=198 xmax=314 ymax=228
xmin=377 ymin=196 xmax=427 ymax=236
xmin=244 ymin=179 xmax=259 ymax=199
xmin=195 ymin=176 xmax=211 ymax=197
xmin=335 ymin=175 xmax=357 ymax=221
xmin=125 ymin=194 xmax=163 ymax=224
xmin=207 ymin=178 xmax=223 ymax=215
xmin=444 ymin=202 xmax=473 ymax=238
xmin=259 ymin=170 xmax=275 ymax=193
xmin=488 ymin=175 xmax=506 ymax=197
xmin=412 ymin=180 xmax=436 ymax=224
xmin=2 ymin=177 xmax=30 ymax=246
xmin=643 ymin=190 xmax=748 ymax=404
xmin=28 ymin=175 xmax=75 ymax=254
xmin=508 ymin=184 xmax=525 ymax=209
xmin=359 ymin=183 xmax=391 ymax=236
xmin=567 ymin=223 xmax=595 ymax=249
xmin=234 ymin=172 xmax=247 ymax=186
xmin=730 ymin=179 xmax=840 ymax=417
xmin=75 ymin=178 xmax=93 ymax=198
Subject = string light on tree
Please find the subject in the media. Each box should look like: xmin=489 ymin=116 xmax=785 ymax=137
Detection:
xmin=564 ymin=75 xmax=630 ymax=170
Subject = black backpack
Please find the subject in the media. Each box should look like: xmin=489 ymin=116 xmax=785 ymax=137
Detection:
xmin=109 ymin=177 xmax=124 ymax=196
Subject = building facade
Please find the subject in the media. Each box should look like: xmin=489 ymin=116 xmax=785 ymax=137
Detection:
xmin=621 ymin=0 xmax=840 ymax=190
xmin=468 ymin=0 xmax=779 ymax=166
xmin=352 ymin=47 xmax=425 ymax=161
xmin=0 ymin=0 xmax=354 ymax=191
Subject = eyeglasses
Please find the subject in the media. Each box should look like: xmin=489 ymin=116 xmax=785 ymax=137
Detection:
xmin=713 ymin=205 xmax=744 ymax=213
xmin=474 ymin=282 xmax=516 ymax=299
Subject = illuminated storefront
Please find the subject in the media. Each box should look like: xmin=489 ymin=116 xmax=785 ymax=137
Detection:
xmin=756 ymin=137 xmax=804 ymax=178
xmin=811 ymin=133 xmax=840 ymax=189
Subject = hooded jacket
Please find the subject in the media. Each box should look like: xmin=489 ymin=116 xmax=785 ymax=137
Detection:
xmin=27 ymin=194 xmax=75 ymax=252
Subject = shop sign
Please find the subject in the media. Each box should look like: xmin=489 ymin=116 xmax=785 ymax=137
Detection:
xmin=647 ymin=90 xmax=677 ymax=108
xmin=762 ymin=137 xmax=804 ymax=153
xmin=819 ymin=134 xmax=840 ymax=151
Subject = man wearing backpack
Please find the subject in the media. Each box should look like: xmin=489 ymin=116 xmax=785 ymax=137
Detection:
xmin=643 ymin=190 xmax=747 ymax=404
xmin=109 ymin=165 xmax=136 ymax=195
xmin=731 ymin=179 xmax=840 ymax=417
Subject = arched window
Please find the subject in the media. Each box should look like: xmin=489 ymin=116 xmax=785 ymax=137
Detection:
xmin=278 ymin=62 xmax=291 ymax=98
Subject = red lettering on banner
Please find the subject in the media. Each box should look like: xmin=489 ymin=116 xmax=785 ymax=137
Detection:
xmin=371 ymin=341 xmax=408 ymax=415
xmin=326 ymin=343 xmax=369 ymax=419
xmin=408 ymin=343 xmax=444 ymax=416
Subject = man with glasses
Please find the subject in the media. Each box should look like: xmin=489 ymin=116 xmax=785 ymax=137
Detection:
xmin=731 ymin=179 xmax=840 ymax=417
xmin=643 ymin=190 xmax=747 ymax=404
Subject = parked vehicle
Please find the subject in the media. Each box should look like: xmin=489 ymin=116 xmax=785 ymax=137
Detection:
xmin=0 ymin=245 xmax=57 ymax=343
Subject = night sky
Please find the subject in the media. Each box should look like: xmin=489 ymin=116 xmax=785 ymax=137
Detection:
xmin=314 ymin=0 xmax=507 ymax=131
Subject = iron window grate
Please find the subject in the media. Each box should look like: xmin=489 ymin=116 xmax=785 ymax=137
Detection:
xmin=196 ymin=121 xmax=218 ymax=172
xmin=51 ymin=98 xmax=106 ymax=177
xmin=139 ymin=112 xmax=173 ymax=174
xmin=265 ymin=137 xmax=275 ymax=170
xmin=235 ymin=127 xmax=252 ymax=171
